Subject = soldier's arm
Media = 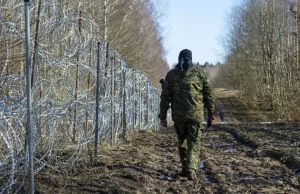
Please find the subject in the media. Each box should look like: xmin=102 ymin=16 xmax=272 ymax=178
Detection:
xmin=159 ymin=75 xmax=171 ymax=120
xmin=203 ymin=76 xmax=215 ymax=117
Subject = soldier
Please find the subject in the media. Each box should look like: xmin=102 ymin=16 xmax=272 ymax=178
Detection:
xmin=159 ymin=49 xmax=215 ymax=180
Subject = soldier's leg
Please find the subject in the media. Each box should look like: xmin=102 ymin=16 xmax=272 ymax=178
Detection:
xmin=174 ymin=122 xmax=188 ymax=172
xmin=186 ymin=122 xmax=203 ymax=172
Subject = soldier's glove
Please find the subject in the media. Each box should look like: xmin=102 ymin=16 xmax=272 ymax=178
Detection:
xmin=160 ymin=120 xmax=167 ymax=127
xmin=207 ymin=117 xmax=215 ymax=128
xmin=159 ymin=79 xmax=164 ymax=89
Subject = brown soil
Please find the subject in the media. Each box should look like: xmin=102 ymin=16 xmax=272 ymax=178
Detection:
xmin=31 ymin=89 xmax=300 ymax=193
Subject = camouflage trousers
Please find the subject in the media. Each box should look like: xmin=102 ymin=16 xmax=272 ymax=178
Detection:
xmin=174 ymin=122 xmax=203 ymax=172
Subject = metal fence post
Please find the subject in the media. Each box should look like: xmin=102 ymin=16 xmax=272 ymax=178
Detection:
xmin=149 ymin=85 xmax=151 ymax=129
xmin=31 ymin=0 xmax=42 ymax=89
xmin=132 ymin=71 xmax=136 ymax=131
xmin=110 ymin=54 xmax=115 ymax=145
xmin=24 ymin=0 xmax=34 ymax=193
xmin=139 ymin=76 xmax=142 ymax=130
xmin=155 ymin=90 xmax=157 ymax=129
xmin=95 ymin=42 xmax=100 ymax=159
xmin=155 ymin=90 xmax=158 ymax=131
xmin=151 ymin=86 xmax=154 ymax=129
xmin=146 ymin=81 xmax=149 ymax=128
xmin=158 ymin=91 xmax=161 ymax=131
xmin=73 ymin=10 xmax=82 ymax=143
xmin=122 ymin=69 xmax=126 ymax=142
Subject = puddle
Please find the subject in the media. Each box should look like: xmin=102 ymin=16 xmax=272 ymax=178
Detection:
xmin=199 ymin=162 xmax=205 ymax=169
xmin=198 ymin=163 xmax=212 ymax=184
xmin=205 ymin=176 xmax=212 ymax=184
xmin=244 ymin=176 xmax=255 ymax=180
xmin=260 ymin=122 xmax=272 ymax=124
xmin=225 ymin=148 xmax=237 ymax=152
xmin=164 ymin=176 xmax=176 ymax=182
xmin=209 ymin=143 xmax=233 ymax=151
xmin=293 ymin=168 xmax=300 ymax=176
xmin=295 ymin=152 xmax=300 ymax=156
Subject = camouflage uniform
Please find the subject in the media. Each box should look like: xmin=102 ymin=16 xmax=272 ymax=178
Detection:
xmin=159 ymin=63 xmax=214 ymax=173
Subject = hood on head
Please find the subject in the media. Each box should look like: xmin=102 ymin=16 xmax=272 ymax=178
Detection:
xmin=177 ymin=49 xmax=193 ymax=71
xmin=178 ymin=49 xmax=192 ymax=62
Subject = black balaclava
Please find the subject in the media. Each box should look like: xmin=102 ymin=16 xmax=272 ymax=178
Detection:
xmin=176 ymin=49 xmax=193 ymax=71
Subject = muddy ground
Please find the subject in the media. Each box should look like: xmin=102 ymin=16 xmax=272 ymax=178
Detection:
xmin=33 ymin=89 xmax=300 ymax=193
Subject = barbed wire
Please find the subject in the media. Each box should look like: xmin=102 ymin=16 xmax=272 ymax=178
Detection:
xmin=0 ymin=1 xmax=165 ymax=193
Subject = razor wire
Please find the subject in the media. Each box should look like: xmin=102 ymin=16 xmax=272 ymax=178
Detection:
xmin=0 ymin=0 xmax=163 ymax=193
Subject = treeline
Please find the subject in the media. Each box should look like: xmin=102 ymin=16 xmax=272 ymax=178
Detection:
xmin=215 ymin=0 xmax=300 ymax=120
xmin=191 ymin=62 xmax=220 ymax=85
xmin=171 ymin=61 xmax=220 ymax=84
xmin=0 ymin=0 xmax=169 ymax=86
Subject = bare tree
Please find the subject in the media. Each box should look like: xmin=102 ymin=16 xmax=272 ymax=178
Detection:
xmin=216 ymin=0 xmax=300 ymax=120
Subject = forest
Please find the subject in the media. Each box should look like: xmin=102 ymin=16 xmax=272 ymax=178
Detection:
xmin=214 ymin=0 xmax=300 ymax=121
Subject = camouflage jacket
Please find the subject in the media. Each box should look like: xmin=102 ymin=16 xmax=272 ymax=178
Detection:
xmin=159 ymin=66 xmax=215 ymax=122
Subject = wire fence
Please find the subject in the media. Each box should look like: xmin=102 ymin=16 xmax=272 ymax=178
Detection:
xmin=0 ymin=0 xmax=164 ymax=192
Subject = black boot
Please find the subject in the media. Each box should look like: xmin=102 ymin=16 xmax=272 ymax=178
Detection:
xmin=179 ymin=166 xmax=188 ymax=177
xmin=187 ymin=169 xmax=197 ymax=180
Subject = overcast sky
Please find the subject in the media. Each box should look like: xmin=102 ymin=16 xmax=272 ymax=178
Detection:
xmin=163 ymin=0 xmax=238 ymax=66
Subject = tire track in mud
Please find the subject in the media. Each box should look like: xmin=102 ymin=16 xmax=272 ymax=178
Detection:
xmin=211 ymin=92 xmax=300 ymax=192
xmin=215 ymin=95 xmax=300 ymax=171
xmin=235 ymin=124 xmax=300 ymax=142
xmin=215 ymin=98 xmax=232 ymax=124
xmin=220 ymin=125 xmax=300 ymax=176
xmin=201 ymin=127 xmax=300 ymax=193
xmin=215 ymin=96 xmax=263 ymax=124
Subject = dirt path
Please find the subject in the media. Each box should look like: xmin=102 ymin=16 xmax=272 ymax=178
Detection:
xmin=34 ymin=89 xmax=300 ymax=193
